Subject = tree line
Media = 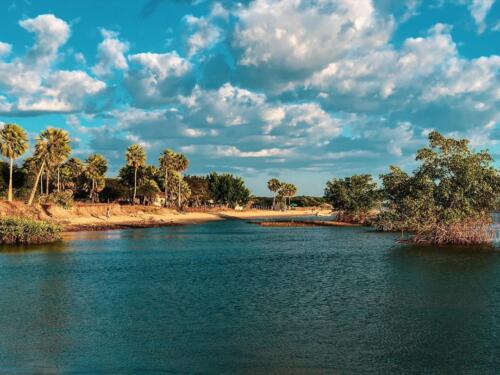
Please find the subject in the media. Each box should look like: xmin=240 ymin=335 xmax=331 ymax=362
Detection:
xmin=0 ymin=123 xmax=252 ymax=208
xmin=323 ymin=131 xmax=500 ymax=244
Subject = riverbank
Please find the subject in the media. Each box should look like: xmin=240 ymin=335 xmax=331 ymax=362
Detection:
xmin=0 ymin=201 xmax=330 ymax=232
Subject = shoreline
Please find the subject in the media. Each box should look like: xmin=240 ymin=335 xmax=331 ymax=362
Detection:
xmin=59 ymin=208 xmax=330 ymax=233
xmin=0 ymin=201 xmax=331 ymax=234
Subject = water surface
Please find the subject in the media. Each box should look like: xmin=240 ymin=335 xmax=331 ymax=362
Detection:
xmin=1 ymin=220 xmax=500 ymax=373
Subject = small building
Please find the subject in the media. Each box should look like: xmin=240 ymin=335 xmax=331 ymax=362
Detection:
xmin=152 ymin=192 xmax=167 ymax=207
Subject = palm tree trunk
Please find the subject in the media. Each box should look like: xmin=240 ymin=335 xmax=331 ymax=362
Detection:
xmin=178 ymin=174 xmax=181 ymax=209
xmin=46 ymin=170 xmax=50 ymax=195
xmin=7 ymin=157 xmax=13 ymax=202
xmin=164 ymin=169 xmax=168 ymax=207
xmin=133 ymin=166 xmax=138 ymax=205
xmin=57 ymin=166 xmax=60 ymax=192
xmin=28 ymin=161 xmax=45 ymax=206
xmin=272 ymin=194 xmax=276 ymax=210
xmin=40 ymin=173 xmax=43 ymax=195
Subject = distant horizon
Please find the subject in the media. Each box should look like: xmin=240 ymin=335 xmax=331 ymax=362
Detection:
xmin=0 ymin=0 xmax=498 ymax=195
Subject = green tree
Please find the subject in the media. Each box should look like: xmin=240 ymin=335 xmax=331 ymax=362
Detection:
xmin=28 ymin=128 xmax=71 ymax=205
xmin=0 ymin=124 xmax=28 ymax=201
xmin=207 ymin=172 xmax=251 ymax=208
xmin=377 ymin=131 xmax=500 ymax=244
xmin=280 ymin=183 xmax=297 ymax=209
xmin=59 ymin=157 xmax=85 ymax=191
xmin=172 ymin=153 xmax=189 ymax=209
xmin=267 ymin=178 xmax=282 ymax=210
xmin=159 ymin=149 xmax=177 ymax=207
xmin=85 ymin=154 xmax=108 ymax=202
xmin=324 ymin=174 xmax=381 ymax=223
xmin=126 ymin=144 xmax=146 ymax=204
xmin=137 ymin=178 xmax=161 ymax=205
xmin=184 ymin=175 xmax=210 ymax=207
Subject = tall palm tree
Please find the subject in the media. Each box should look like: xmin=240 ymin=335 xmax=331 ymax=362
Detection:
xmin=50 ymin=129 xmax=71 ymax=192
xmin=126 ymin=144 xmax=146 ymax=204
xmin=159 ymin=149 xmax=177 ymax=207
xmin=27 ymin=135 xmax=49 ymax=206
xmin=85 ymin=154 xmax=108 ymax=203
xmin=172 ymin=153 xmax=189 ymax=209
xmin=286 ymin=183 xmax=298 ymax=209
xmin=267 ymin=178 xmax=281 ymax=210
xmin=0 ymin=124 xmax=28 ymax=201
xmin=27 ymin=128 xmax=71 ymax=205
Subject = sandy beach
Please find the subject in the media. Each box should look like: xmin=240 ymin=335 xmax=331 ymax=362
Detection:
xmin=0 ymin=201 xmax=330 ymax=232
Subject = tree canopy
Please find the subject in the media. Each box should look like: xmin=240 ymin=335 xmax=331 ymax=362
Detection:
xmin=324 ymin=174 xmax=381 ymax=222
xmin=207 ymin=172 xmax=251 ymax=207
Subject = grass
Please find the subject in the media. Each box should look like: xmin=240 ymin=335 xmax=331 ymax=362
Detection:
xmin=0 ymin=217 xmax=61 ymax=245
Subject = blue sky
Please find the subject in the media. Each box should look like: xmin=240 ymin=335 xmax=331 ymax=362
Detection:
xmin=0 ymin=0 xmax=498 ymax=195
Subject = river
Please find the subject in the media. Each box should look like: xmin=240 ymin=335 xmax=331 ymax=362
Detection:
xmin=1 ymin=220 xmax=499 ymax=373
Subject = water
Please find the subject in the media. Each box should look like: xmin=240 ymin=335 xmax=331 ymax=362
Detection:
xmin=1 ymin=220 xmax=500 ymax=374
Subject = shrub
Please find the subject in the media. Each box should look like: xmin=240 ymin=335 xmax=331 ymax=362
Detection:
xmin=39 ymin=190 xmax=74 ymax=209
xmin=0 ymin=217 xmax=61 ymax=245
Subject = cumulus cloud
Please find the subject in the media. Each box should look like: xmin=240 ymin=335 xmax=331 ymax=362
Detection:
xmin=92 ymin=29 xmax=129 ymax=76
xmin=19 ymin=14 xmax=70 ymax=69
xmin=0 ymin=42 xmax=11 ymax=56
xmin=0 ymin=14 xmax=106 ymax=115
xmin=184 ymin=15 xmax=223 ymax=58
xmin=125 ymin=52 xmax=194 ymax=106
xmin=232 ymin=0 xmax=393 ymax=91
xmin=469 ymin=0 xmax=496 ymax=33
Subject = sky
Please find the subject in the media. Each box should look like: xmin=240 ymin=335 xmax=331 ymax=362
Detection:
xmin=0 ymin=0 xmax=498 ymax=196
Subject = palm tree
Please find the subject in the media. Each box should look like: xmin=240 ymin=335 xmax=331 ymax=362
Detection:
xmin=38 ymin=128 xmax=71 ymax=195
xmin=172 ymin=153 xmax=189 ymax=209
xmin=126 ymin=144 xmax=146 ymax=204
xmin=285 ymin=183 xmax=298 ymax=209
xmin=49 ymin=129 xmax=71 ymax=192
xmin=159 ymin=149 xmax=177 ymax=207
xmin=27 ymin=134 xmax=49 ymax=206
xmin=267 ymin=178 xmax=281 ymax=210
xmin=85 ymin=154 xmax=108 ymax=203
xmin=0 ymin=124 xmax=28 ymax=201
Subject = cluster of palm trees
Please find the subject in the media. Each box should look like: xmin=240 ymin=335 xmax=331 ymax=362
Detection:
xmin=0 ymin=124 xmax=77 ymax=205
xmin=0 ymin=123 xmax=108 ymax=205
xmin=126 ymin=144 xmax=189 ymax=206
xmin=0 ymin=122 xmax=193 ymax=207
xmin=267 ymin=178 xmax=298 ymax=210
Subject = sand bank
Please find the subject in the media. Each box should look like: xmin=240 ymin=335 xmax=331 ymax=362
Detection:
xmin=0 ymin=201 xmax=330 ymax=232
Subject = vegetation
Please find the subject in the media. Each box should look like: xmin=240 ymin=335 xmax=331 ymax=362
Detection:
xmin=324 ymin=175 xmax=381 ymax=223
xmin=1 ymin=122 xmax=498 ymax=247
xmin=266 ymin=178 xmax=298 ymax=210
xmin=208 ymin=172 xmax=251 ymax=207
xmin=0 ymin=217 xmax=61 ymax=245
xmin=126 ymin=144 xmax=146 ymax=204
xmin=0 ymin=124 xmax=29 ymax=202
xmin=374 ymin=131 xmax=500 ymax=244
xmin=39 ymin=190 xmax=74 ymax=209
xmin=85 ymin=154 xmax=108 ymax=203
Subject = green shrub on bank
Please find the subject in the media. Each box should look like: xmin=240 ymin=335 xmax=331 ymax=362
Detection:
xmin=0 ymin=217 xmax=61 ymax=245
xmin=39 ymin=190 xmax=74 ymax=209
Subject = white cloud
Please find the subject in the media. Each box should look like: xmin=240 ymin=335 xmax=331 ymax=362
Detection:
xmin=19 ymin=14 xmax=70 ymax=68
xmin=92 ymin=29 xmax=129 ymax=76
xmin=469 ymin=0 xmax=496 ymax=33
xmin=232 ymin=0 xmax=393 ymax=90
xmin=126 ymin=52 xmax=193 ymax=105
xmin=0 ymin=42 xmax=11 ymax=56
xmin=184 ymin=15 xmax=222 ymax=57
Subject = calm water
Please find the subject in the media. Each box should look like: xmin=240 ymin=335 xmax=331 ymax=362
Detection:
xmin=1 ymin=220 xmax=500 ymax=374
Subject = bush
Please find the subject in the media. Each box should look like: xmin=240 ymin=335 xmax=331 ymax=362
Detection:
xmin=0 ymin=217 xmax=61 ymax=245
xmin=39 ymin=190 xmax=74 ymax=209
